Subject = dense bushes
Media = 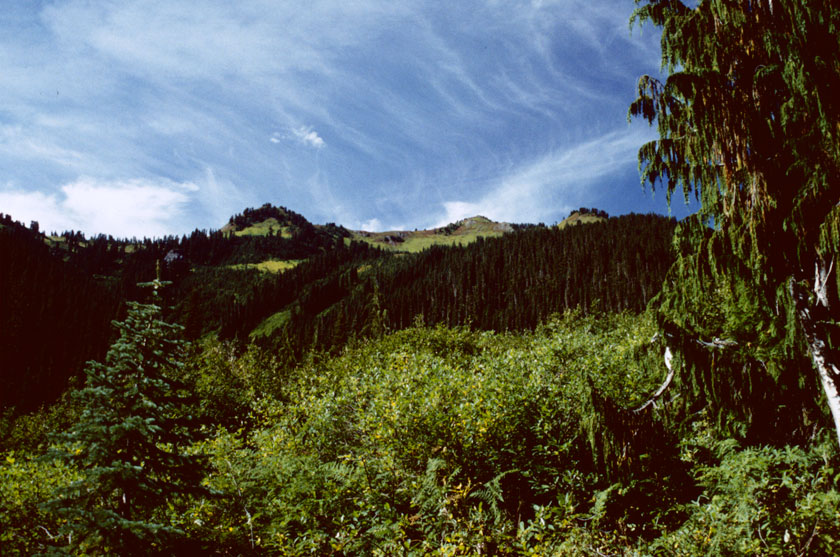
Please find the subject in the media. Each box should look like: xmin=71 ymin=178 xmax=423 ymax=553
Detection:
xmin=2 ymin=313 xmax=839 ymax=554
xmin=180 ymin=312 xmax=664 ymax=554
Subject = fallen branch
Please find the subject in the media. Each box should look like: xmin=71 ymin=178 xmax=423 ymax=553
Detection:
xmin=633 ymin=346 xmax=675 ymax=414
xmin=696 ymin=337 xmax=738 ymax=349
xmin=38 ymin=525 xmax=57 ymax=540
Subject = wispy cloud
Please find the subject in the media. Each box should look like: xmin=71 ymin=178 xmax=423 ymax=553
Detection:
xmin=359 ymin=218 xmax=383 ymax=232
xmin=269 ymin=127 xmax=326 ymax=149
xmin=195 ymin=168 xmax=252 ymax=229
xmin=0 ymin=124 xmax=89 ymax=171
xmin=434 ymin=125 xmax=656 ymax=226
xmin=0 ymin=0 xmax=670 ymax=235
xmin=292 ymin=127 xmax=326 ymax=149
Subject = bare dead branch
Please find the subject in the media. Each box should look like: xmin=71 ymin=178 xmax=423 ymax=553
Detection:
xmin=633 ymin=347 xmax=675 ymax=414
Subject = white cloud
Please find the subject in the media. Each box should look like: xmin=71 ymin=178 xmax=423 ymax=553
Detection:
xmin=0 ymin=124 xmax=88 ymax=169
xmin=196 ymin=168 xmax=251 ymax=228
xmin=436 ymin=201 xmax=487 ymax=226
xmin=292 ymin=127 xmax=326 ymax=149
xmin=0 ymin=189 xmax=67 ymax=230
xmin=0 ymin=177 xmax=198 ymax=238
xmin=359 ymin=217 xmax=383 ymax=232
xmin=269 ymin=127 xmax=326 ymax=149
xmin=0 ymin=0 xmax=667 ymax=235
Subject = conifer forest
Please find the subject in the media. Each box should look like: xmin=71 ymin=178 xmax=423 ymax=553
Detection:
xmin=3 ymin=1 xmax=840 ymax=554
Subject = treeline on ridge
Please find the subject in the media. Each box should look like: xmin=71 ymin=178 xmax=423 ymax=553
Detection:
xmin=0 ymin=205 xmax=350 ymax=414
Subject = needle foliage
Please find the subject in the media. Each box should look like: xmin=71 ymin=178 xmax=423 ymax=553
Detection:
xmin=630 ymin=0 xmax=840 ymax=443
xmin=43 ymin=279 xmax=208 ymax=555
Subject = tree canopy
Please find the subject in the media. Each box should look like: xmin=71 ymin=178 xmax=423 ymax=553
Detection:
xmin=630 ymin=0 xmax=840 ymax=445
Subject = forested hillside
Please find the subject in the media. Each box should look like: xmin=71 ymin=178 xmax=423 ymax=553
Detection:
xmin=0 ymin=204 xmax=354 ymax=414
xmin=229 ymin=213 xmax=676 ymax=366
xmin=0 ymin=206 xmax=675 ymax=415
xmin=0 ymin=216 xmax=121 ymax=413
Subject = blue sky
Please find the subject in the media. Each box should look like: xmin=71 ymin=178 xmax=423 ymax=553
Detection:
xmin=0 ymin=0 xmax=698 ymax=238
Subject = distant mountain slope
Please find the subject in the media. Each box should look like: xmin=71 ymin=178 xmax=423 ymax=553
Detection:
xmin=557 ymin=208 xmax=609 ymax=228
xmin=352 ymin=215 xmax=514 ymax=252
xmin=234 ymin=213 xmax=677 ymax=367
xmin=221 ymin=203 xmax=351 ymax=242
xmin=1 ymin=204 xmax=678 ymax=412
xmin=1 ymin=204 xmax=363 ymax=413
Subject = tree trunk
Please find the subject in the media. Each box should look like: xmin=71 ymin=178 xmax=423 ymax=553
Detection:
xmin=790 ymin=260 xmax=840 ymax=449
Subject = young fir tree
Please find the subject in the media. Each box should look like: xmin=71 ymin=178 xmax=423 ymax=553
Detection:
xmin=44 ymin=272 xmax=207 ymax=555
xmin=629 ymin=1 xmax=840 ymax=444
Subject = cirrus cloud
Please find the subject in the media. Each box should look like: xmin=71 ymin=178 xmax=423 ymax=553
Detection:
xmin=433 ymin=125 xmax=656 ymax=226
xmin=0 ymin=0 xmax=675 ymax=237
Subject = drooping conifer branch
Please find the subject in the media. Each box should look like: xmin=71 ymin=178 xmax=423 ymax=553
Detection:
xmin=631 ymin=0 xmax=840 ymax=447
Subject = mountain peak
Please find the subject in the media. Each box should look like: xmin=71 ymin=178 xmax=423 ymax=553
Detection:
xmin=557 ymin=208 xmax=609 ymax=229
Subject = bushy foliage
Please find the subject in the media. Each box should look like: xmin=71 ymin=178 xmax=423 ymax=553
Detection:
xmin=647 ymin=424 xmax=840 ymax=556
xmin=184 ymin=312 xmax=674 ymax=554
xmin=3 ymin=312 xmax=839 ymax=554
xmin=178 ymin=337 xmax=286 ymax=431
xmin=0 ymin=452 xmax=79 ymax=554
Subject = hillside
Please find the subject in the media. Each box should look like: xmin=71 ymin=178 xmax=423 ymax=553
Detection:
xmin=0 ymin=217 xmax=121 ymax=412
xmin=221 ymin=203 xmax=351 ymax=241
xmin=0 ymin=205 xmax=669 ymax=413
xmin=352 ymin=215 xmax=514 ymax=252
xmin=0 ymin=205 xmax=356 ymax=414
xmin=4 ymin=3 xmax=840 ymax=553
xmin=223 ymin=213 xmax=677 ymax=367
xmin=557 ymin=208 xmax=609 ymax=228
xmin=3 ymin=205 xmax=840 ymax=556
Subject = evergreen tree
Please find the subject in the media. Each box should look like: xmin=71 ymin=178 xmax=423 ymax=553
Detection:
xmin=44 ymin=274 xmax=207 ymax=555
xmin=630 ymin=1 xmax=840 ymax=444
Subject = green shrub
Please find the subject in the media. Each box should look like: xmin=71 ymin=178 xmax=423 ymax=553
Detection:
xmin=647 ymin=430 xmax=840 ymax=556
xmin=188 ymin=311 xmax=666 ymax=553
xmin=0 ymin=451 xmax=78 ymax=554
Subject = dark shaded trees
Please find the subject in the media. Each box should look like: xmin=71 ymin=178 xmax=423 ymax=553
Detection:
xmin=240 ymin=214 xmax=676 ymax=365
xmin=0 ymin=222 xmax=121 ymax=414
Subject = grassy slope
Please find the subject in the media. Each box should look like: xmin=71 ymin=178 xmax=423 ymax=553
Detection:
xmin=352 ymin=215 xmax=512 ymax=252
xmin=223 ymin=217 xmax=293 ymax=238
xmin=250 ymin=309 xmax=292 ymax=340
xmin=556 ymin=212 xmax=607 ymax=229
xmin=226 ymin=260 xmax=301 ymax=273
xmin=249 ymin=216 xmax=513 ymax=340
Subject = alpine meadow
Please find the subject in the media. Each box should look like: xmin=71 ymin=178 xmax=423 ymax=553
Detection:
xmin=3 ymin=1 xmax=840 ymax=555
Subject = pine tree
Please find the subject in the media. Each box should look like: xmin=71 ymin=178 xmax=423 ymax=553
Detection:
xmin=44 ymin=273 xmax=207 ymax=555
xmin=630 ymin=1 xmax=840 ymax=444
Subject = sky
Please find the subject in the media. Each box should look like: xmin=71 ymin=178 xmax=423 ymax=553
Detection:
xmin=0 ymin=0 xmax=699 ymax=239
